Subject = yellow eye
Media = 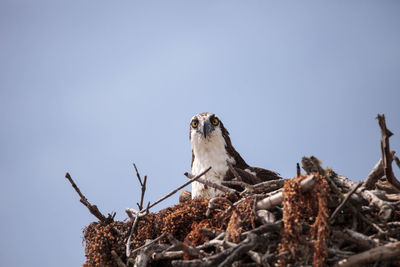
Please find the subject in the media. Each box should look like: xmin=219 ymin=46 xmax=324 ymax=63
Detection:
xmin=211 ymin=118 xmax=219 ymax=126
xmin=191 ymin=120 xmax=199 ymax=128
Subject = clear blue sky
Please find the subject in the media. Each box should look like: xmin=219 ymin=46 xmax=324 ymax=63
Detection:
xmin=1 ymin=1 xmax=399 ymax=266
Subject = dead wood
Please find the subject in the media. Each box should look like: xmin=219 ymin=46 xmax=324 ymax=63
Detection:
xmin=65 ymin=172 xmax=113 ymax=223
xmin=150 ymin=166 xmax=212 ymax=209
xmin=363 ymin=158 xmax=384 ymax=190
xmin=332 ymin=229 xmax=378 ymax=249
xmin=334 ymin=241 xmax=400 ymax=267
xmin=218 ymin=233 xmax=258 ymax=267
xmin=184 ymin=172 xmax=237 ymax=195
xmin=256 ymin=174 xmax=317 ymax=210
xmin=329 ymin=182 xmax=362 ymax=223
xmin=133 ymin=163 xmax=147 ymax=210
xmin=378 ymin=114 xmax=400 ymax=191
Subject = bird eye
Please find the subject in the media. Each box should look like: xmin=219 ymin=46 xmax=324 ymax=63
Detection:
xmin=211 ymin=118 xmax=219 ymax=126
xmin=191 ymin=120 xmax=199 ymax=128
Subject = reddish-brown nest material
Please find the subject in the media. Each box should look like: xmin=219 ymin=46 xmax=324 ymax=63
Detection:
xmin=83 ymin=195 xmax=257 ymax=267
xmin=278 ymin=173 xmax=331 ymax=267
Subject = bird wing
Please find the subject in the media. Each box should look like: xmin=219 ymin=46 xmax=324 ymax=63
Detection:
xmin=245 ymin=166 xmax=281 ymax=182
xmin=225 ymin=166 xmax=281 ymax=185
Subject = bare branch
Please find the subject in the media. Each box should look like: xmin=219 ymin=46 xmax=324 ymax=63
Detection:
xmin=227 ymin=161 xmax=243 ymax=181
xmin=363 ymin=158 xmax=384 ymax=190
xmin=184 ymin=171 xmax=238 ymax=195
xmin=65 ymin=172 xmax=111 ymax=223
xmin=377 ymin=114 xmax=400 ymax=190
xmin=218 ymin=233 xmax=258 ymax=267
xmin=256 ymin=175 xmax=317 ymax=210
xmin=148 ymin=167 xmax=212 ymax=210
xmin=334 ymin=241 xmax=400 ymax=267
xmin=394 ymin=154 xmax=400 ymax=170
xmin=131 ymin=232 xmax=167 ymax=255
xmin=206 ymin=197 xmax=233 ymax=217
xmin=330 ymin=182 xmax=362 ymax=223
xmin=132 ymin=164 xmax=147 ymax=210
xmin=332 ymin=229 xmax=377 ymax=249
xmin=126 ymin=202 xmax=150 ymax=257
xmin=133 ymin=163 xmax=143 ymax=185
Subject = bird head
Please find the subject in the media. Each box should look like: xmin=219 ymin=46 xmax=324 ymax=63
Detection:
xmin=189 ymin=112 xmax=228 ymax=142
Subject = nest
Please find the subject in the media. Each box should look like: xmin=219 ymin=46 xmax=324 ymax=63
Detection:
xmin=81 ymin=167 xmax=400 ymax=266
xmin=65 ymin=114 xmax=400 ymax=267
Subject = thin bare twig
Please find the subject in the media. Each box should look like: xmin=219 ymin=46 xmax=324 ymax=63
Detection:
xmin=133 ymin=163 xmax=147 ymax=210
xmin=184 ymin=171 xmax=238 ymax=195
xmin=65 ymin=172 xmax=112 ymax=223
xmin=206 ymin=197 xmax=233 ymax=217
xmin=332 ymin=229 xmax=377 ymax=249
xmin=149 ymin=167 xmax=212 ymax=210
xmin=131 ymin=232 xmax=167 ymax=255
xmin=222 ymin=180 xmax=252 ymax=190
xmin=330 ymin=182 xmax=362 ymax=223
xmin=218 ymin=233 xmax=258 ymax=267
xmin=394 ymin=154 xmax=400 ymax=170
xmin=227 ymin=161 xmax=243 ymax=181
xmin=126 ymin=202 xmax=150 ymax=257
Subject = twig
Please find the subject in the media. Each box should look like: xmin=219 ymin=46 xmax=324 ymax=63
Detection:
xmin=358 ymin=188 xmax=393 ymax=221
xmin=332 ymin=229 xmax=377 ymax=249
xmin=126 ymin=202 xmax=150 ymax=257
xmin=184 ymin=171 xmax=237 ymax=195
xmin=206 ymin=197 xmax=233 ymax=217
xmin=167 ymin=234 xmax=205 ymax=258
xmin=377 ymin=114 xmax=400 ymax=191
xmin=131 ymin=232 xmax=167 ymax=255
xmin=218 ymin=233 xmax=258 ymax=267
xmin=134 ymin=239 xmax=154 ymax=267
xmin=149 ymin=167 xmax=212 ymax=209
xmin=363 ymin=159 xmax=384 ymax=190
xmin=394 ymin=154 xmax=400 ymax=170
xmin=222 ymin=180 xmax=252 ymax=190
xmin=125 ymin=208 xmax=135 ymax=220
xmin=111 ymin=250 xmax=127 ymax=267
xmin=297 ymin=163 xmax=301 ymax=177
xmin=227 ymin=161 xmax=243 ymax=181
xmin=133 ymin=163 xmax=147 ymax=210
xmin=65 ymin=172 xmax=111 ymax=223
xmin=171 ymin=233 xmax=258 ymax=267
xmin=244 ymin=220 xmax=282 ymax=235
xmin=251 ymin=179 xmax=285 ymax=193
xmin=330 ymin=182 xmax=362 ymax=223
xmin=153 ymin=250 xmax=184 ymax=261
xmin=256 ymin=175 xmax=317 ymax=210
xmin=334 ymin=241 xmax=400 ymax=267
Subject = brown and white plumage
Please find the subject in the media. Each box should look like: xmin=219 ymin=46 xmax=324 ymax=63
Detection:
xmin=189 ymin=112 xmax=281 ymax=199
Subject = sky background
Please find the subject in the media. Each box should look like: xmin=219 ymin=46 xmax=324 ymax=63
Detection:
xmin=1 ymin=1 xmax=400 ymax=266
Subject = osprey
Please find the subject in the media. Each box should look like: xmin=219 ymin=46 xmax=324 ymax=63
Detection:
xmin=190 ymin=112 xmax=280 ymax=199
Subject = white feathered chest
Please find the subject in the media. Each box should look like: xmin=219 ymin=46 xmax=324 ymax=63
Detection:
xmin=190 ymin=127 xmax=235 ymax=199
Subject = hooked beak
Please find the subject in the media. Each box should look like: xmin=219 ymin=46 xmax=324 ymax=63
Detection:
xmin=202 ymin=121 xmax=213 ymax=138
